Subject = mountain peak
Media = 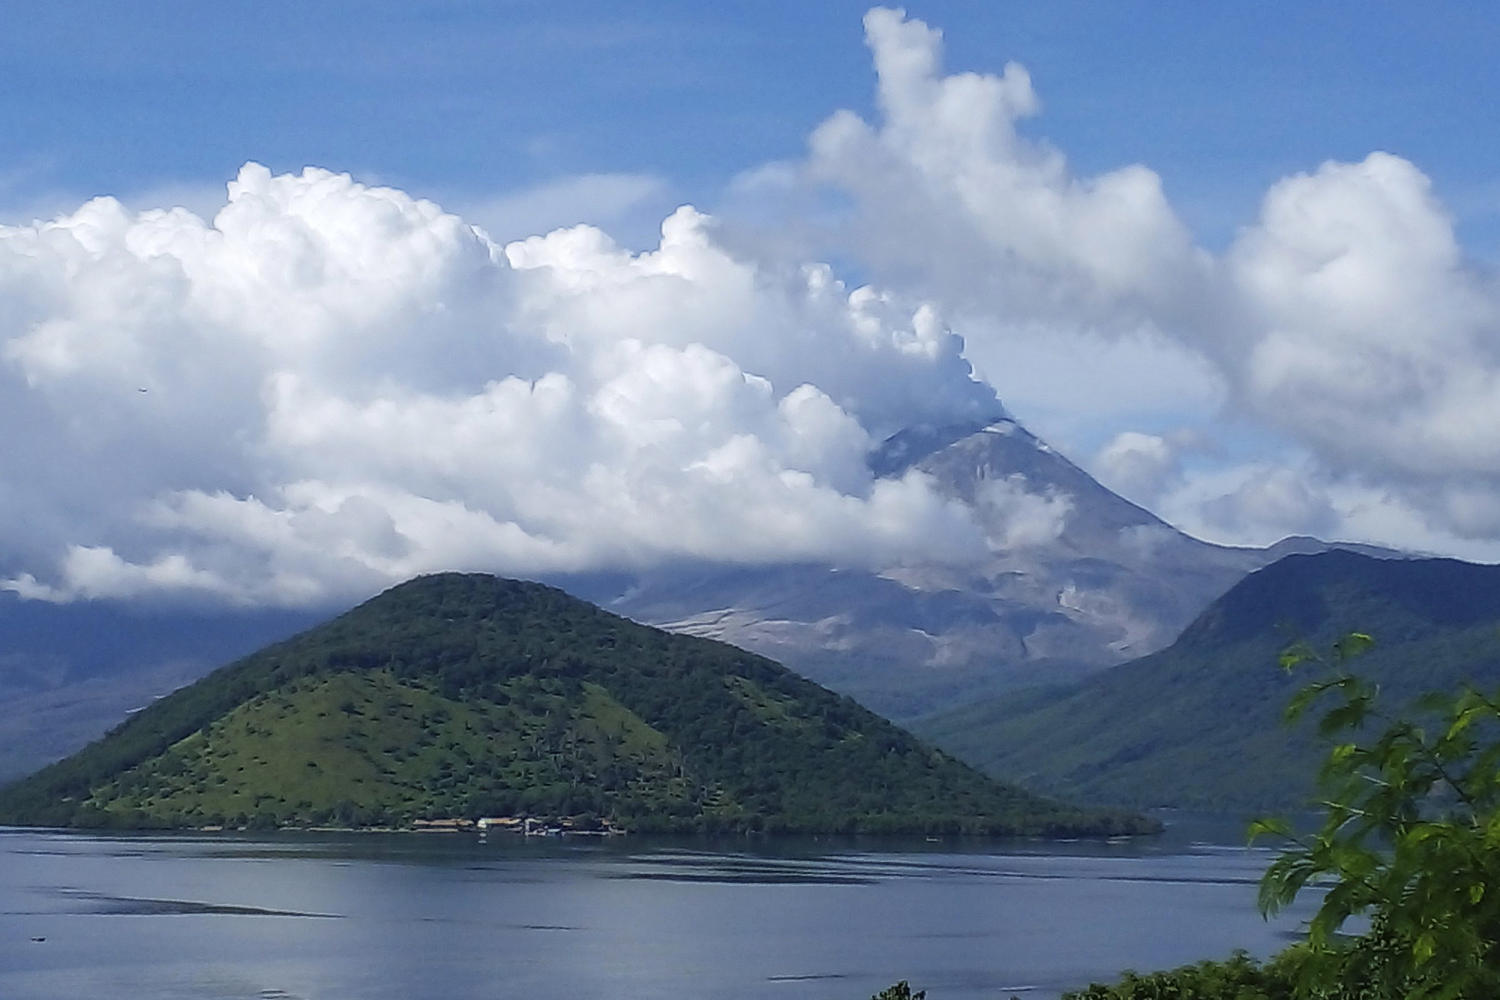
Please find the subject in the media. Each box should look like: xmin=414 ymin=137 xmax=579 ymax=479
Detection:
xmin=891 ymin=416 xmax=1171 ymax=539
xmin=868 ymin=416 xmax=1008 ymax=478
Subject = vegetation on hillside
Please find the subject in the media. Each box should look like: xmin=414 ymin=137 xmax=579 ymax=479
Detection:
xmin=0 ymin=574 xmax=1152 ymax=836
xmin=916 ymin=552 xmax=1500 ymax=811
xmin=1044 ymin=632 xmax=1500 ymax=998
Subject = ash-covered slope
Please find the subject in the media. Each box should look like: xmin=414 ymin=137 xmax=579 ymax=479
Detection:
xmin=601 ymin=418 xmax=1353 ymax=720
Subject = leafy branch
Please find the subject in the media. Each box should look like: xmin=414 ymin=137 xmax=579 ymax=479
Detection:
xmin=1252 ymin=632 xmax=1500 ymax=999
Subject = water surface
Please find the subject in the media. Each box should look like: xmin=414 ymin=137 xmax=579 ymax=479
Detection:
xmin=0 ymin=817 xmax=1310 ymax=1000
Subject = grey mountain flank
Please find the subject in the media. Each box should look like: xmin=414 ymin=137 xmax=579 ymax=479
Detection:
xmin=594 ymin=418 xmax=1378 ymax=721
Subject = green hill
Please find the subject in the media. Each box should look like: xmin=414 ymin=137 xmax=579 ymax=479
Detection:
xmin=0 ymin=574 xmax=1150 ymax=836
xmin=914 ymin=551 xmax=1500 ymax=812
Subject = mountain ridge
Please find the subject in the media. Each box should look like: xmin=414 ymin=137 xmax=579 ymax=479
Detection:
xmin=915 ymin=550 xmax=1500 ymax=811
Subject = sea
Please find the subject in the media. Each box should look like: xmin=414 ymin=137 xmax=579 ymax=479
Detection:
xmin=0 ymin=813 xmax=1313 ymax=1000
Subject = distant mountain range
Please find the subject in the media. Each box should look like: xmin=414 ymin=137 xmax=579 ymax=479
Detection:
xmin=0 ymin=574 xmax=1151 ymax=837
xmin=0 ymin=416 xmax=1394 ymax=784
xmin=915 ymin=550 xmax=1500 ymax=812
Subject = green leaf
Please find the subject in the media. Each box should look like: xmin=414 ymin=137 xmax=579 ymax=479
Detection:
xmin=1284 ymin=684 xmax=1325 ymax=722
xmin=1247 ymin=815 xmax=1292 ymax=843
xmin=1278 ymin=640 xmax=1316 ymax=672
xmin=1399 ymin=823 xmax=1444 ymax=848
xmin=1446 ymin=704 xmax=1486 ymax=741
xmin=1318 ymin=697 xmax=1371 ymax=736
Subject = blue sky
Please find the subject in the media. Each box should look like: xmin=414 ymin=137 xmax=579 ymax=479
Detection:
xmin=3 ymin=2 xmax=1500 ymax=606
xmin=5 ymin=2 xmax=1496 ymax=250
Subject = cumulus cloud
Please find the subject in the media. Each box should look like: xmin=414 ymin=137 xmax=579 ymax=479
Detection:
xmin=0 ymin=164 xmax=999 ymax=605
xmin=1196 ymin=466 xmax=1340 ymax=543
xmin=1224 ymin=154 xmax=1500 ymax=480
xmin=784 ymin=8 xmax=1500 ymax=557
xmin=805 ymin=7 xmax=1209 ymax=330
xmin=759 ymin=6 xmax=1232 ymax=464
xmin=7 ymin=5 xmax=1500 ymax=611
xmin=1092 ymin=432 xmax=1180 ymax=506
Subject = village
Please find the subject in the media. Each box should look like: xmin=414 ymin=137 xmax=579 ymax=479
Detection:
xmin=409 ymin=816 xmax=626 ymax=837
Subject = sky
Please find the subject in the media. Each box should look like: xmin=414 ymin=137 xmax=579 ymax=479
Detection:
xmin=2 ymin=2 xmax=1499 ymax=607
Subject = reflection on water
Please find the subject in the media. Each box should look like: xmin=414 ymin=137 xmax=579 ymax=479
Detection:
xmin=1 ymin=817 xmax=1311 ymax=1000
xmin=42 ymin=889 xmax=340 ymax=918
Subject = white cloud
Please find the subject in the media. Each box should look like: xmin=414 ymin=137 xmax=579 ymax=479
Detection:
xmin=960 ymin=323 xmax=1226 ymax=456
xmin=1150 ymin=457 xmax=1500 ymax=565
xmin=1093 ymin=432 xmax=1179 ymax=505
xmin=6 ymin=5 xmax=1500 ymax=612
xmin=0 ymin=163 xmax=996 ymax=605
xmin=1195 ymin=152 xmax=1500 ymax=546
xmin=1200 ymin=467 xmax=1340 ymax=543
xmin=804 ymin=7 xmax=1210 ymax=332
xmin=1141 ymin=458 xmax=1337 ymax=549
xmin=974 ymin=475 xmax=1072 ymax=550
xmin=1225 ymin=153 xmax=1500 ymax=479
xmin=4 ymin=546 xmax=245 ymax=604
xmin=779 ymin=8 xmax=1500 ymax=559
xmin=1325 ymin=481 xmax=1500 ymax=562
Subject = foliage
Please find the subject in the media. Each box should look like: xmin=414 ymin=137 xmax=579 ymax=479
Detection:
xmin=0 ymin=573 xmax=1154 ymax=836
xmin=1061 ymin=949 xmax=1296 ymax=999
xmin=1250 ymin=632 xmax=1500 ymax=998
xmin=870 ymin=983 xmax=925 ymax=1000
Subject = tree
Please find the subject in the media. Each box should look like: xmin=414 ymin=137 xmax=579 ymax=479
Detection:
xmin=1253 ymin=633 xmax=1500 ymax=999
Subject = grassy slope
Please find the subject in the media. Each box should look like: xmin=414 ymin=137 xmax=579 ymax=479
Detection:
xmin=88 ymin=671 xmax=691 ymax=828
xmin=0 ymin=574 xmax=1153 ymax=835
xmin=916 ymin=552 xmax=1500 ymax=812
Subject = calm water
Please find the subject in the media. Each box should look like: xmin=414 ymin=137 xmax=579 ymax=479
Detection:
xmin=1 ymin=817 xmax=1311 ymax=1000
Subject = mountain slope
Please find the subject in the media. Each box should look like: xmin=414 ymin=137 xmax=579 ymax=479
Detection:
xmin=915 ymin=551 xmax=1500 ymax=811
xmin=602 ymin=418 xmax=1364 ymax=720
xmin=0 ymin=573 xmax=1151 ymax=836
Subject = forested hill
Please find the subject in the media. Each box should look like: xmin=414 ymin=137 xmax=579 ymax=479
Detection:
xmin=916 ymin=550 xmax=1500 ymax=812
xmin=0 ymin=574 xmax=1150 ymax=836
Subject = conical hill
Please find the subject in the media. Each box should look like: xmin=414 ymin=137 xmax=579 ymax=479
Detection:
xmin=0 ymin=574 xmax=1151 ymax=836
